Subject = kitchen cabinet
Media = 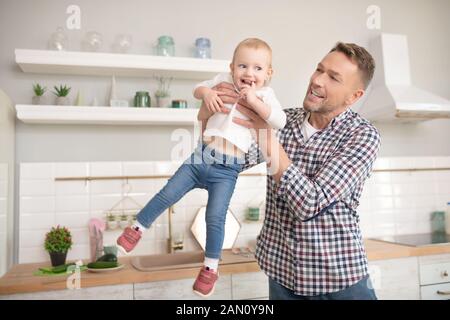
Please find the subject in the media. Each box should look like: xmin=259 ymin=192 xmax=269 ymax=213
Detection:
xmin=368 ymin=257 xmax=420 ymax=300
xmin=0 ymin=283 xmax=134 ymax=300
xmin=418 ymin=254 xmax=450 ymax=300
xmin=0 ymin=271 xmax=268 ymax=300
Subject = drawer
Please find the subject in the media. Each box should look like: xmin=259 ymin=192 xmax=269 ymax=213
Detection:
xmin=420 ymin=282 xmax=450 ymax=300
xmin=419 ymin=262 xmax=450 ymax=285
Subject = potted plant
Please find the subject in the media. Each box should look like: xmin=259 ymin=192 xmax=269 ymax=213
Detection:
xmin=32 ymin=83 xmax=47 ymax=105
xmin=119 ymin=213 xmax=130 ymax=229
xmin=154 ymin=76 xmax=172 ymax=108
xmin=44 ymin=225 xmax=73 ymax=267
xmin=53 ymin=84 xmax=71 ymax=105
xmin=106 ymin=212 xmax=118 ymax=230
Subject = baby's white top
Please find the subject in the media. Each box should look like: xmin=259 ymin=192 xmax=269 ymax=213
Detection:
xmin=194 ymin=72 xmax=286 ymax=153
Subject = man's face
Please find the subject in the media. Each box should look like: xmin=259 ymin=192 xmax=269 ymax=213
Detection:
xmin=303 ymin=51 xmax=363 ymax=113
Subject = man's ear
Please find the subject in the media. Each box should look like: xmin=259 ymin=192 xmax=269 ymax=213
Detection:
xmin=345 ymin=89 xmax=364 ymax=106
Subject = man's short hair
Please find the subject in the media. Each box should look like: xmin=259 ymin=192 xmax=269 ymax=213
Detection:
xmin=330 ymin=42 xmax=375 ymax=89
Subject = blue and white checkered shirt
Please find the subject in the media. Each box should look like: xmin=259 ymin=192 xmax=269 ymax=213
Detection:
xmin=244 ymin=107 xmax=380 ymax=296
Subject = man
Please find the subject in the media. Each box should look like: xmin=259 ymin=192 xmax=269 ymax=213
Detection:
xmin=213 ymin=42 xmax=380 ymax=299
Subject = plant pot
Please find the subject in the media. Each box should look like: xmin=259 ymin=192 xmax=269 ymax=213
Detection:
xmin=56 ymin=96 xmax=70 ymax=106
xmin=49 ymin=251 xmax=67 ymax=267
xmin=32 ymin=96 xmax=47 ymax=105
xmin=156 ymin=96 xmax=171 ymax=108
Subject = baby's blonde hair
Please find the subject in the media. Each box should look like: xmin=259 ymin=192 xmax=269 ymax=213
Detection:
xmin=231 ymin=38 xmax=273 ymax=68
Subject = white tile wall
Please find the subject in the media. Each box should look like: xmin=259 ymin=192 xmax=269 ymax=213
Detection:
xmin=18 ymin=157 xmax=450 ymax=264
xmin=18 ymin=161 xmax=267 ymax=263
xmin=360 ymin=156 xmax=450 ymax=238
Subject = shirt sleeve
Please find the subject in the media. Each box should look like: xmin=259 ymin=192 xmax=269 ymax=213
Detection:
xmin=259 ymin=88 xmax=286 ymax=130
xmin=276 ymin=125 xmax=380 ymax=221
xmin=192 ymin=73 xmax=232 ymax=95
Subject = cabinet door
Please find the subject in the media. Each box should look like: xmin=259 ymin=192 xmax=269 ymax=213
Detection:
xmin=133 ymin=275 xmax=232 ymax=300
xmin=0 ymin=284 xmax=134 ymax=300
xmin=420 ymin=282 xmax=450 ymax=300
xmin=368 ymin=257 xmax=420 ymax=300
xmin=231 ymin=271 xmax=268 ymax=300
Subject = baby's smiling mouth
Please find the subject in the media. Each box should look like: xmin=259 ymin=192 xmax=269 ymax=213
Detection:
xmin=240 ymin=79 xmax=254 ymax=87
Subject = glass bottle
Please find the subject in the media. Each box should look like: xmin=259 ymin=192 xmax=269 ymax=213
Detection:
xmin=194 ymin=37 xmax=211 ymax=59
xmin=134 ymin=91 xmax=151 ymax=108
xmin=47 ymin=27 xmax=68 ymax=51
xmin=156 ymin=36 xmax=175 ymax=57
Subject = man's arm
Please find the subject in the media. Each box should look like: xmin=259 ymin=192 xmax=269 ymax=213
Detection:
xmin=234 ymin=104 xmax=381 ymax=222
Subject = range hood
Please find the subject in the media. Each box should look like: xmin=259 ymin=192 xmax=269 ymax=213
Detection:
xmin=359 ymin=33 xmax=450 ymax=122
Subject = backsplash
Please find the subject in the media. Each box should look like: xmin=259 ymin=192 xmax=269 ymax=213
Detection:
xmin=18 ymin=157 xmax=450 ymax=264
xmin=18 ymin=161 xmax=267 ymax=263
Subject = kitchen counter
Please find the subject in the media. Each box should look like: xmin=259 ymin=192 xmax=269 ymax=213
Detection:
xmin=1 ymin=239 xmax=450 ymax=296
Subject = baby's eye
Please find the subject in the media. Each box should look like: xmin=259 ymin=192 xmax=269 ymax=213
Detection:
xmin=238 ymin=64 xmax=247 ymax=69
xmin=255 ymin=66 xmax=262 ymax=71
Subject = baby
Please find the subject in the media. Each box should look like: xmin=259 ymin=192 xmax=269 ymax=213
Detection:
xmin=117 ymin=38 xmax=285 ymax=297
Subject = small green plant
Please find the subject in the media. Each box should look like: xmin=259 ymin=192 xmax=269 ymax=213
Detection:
xmin=33 ymin=83 xmax=46 ymax=96
xmin=106 ymin=212 xmax=116 ymax=221
xmin=53 ymin=84 xmax=71 ymax=97
xmin=120 ymin=213 xmax=128 ymax=221
xmin=44 ymin=225 xmax=73 ymax=253
xmin=154 ymin=76 xmax=172 ymax=98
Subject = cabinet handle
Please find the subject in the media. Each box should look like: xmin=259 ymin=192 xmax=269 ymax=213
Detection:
xmin=442 ymin=271 xmax=449 ymax=278
xmin=436 ymin=290 xmax=450 ymax=295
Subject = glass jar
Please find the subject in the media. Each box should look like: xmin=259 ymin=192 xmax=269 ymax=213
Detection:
xmin=134 ymin=91 xmax=151 ymax=108
xmin=446 ymin=202 xmax=450 ymax=234
xmin=157 ymin=36 xmax=175 ymax=57
xmin=194 ymin=37 xmax=211 ymax=59
xmin=431 ymin=211 xmax=446 ymax=234
xmin=171 ymin=99 xmax=187 ymax=109
xmin=47 ymin=27 xmax=68 ymax=51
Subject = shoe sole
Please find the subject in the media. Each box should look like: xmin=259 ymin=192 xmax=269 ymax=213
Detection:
xmin=116 ymin=243 xmax=130 ymax=256
xmin=193 ymin=285 xmax=215 ymax=298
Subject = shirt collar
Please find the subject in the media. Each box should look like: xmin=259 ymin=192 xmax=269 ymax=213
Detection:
xmin=292 ymin=107 xmax=352 ymax=142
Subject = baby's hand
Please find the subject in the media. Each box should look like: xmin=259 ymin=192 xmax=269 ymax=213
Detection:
xmin=203 ymin=89 xmax=224 ymax=113
xmin=239 ymin=82 xmax=258 ymax=106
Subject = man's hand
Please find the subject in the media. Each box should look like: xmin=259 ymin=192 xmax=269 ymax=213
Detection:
xmin=203 ymin=88 xmax=225 ymax=113
xmin=233 ymin=102 xmax=292 ymax=182
xmin=212 ymin=82 xmax=240 ymax=105
xmin=233 ymin=101 xmax=272 ymax=142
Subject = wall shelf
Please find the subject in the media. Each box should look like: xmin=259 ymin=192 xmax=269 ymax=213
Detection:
xmin=15 ymin=104 xmax=199 ymax=125
xmin=15 ymin=49 xmax=230 ymax=80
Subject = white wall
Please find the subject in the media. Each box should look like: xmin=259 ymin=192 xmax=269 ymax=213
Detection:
xmin=0 ymin=90 xmax=15 ymax=275
xmin=0 ymin=0 xmax=449 ymax=162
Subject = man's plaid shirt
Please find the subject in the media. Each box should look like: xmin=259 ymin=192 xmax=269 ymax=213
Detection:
xmin=244 ymin=107 xmax=380 ymax=296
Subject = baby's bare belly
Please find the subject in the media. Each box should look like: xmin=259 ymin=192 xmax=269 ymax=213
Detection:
xmin=203 ymin=136 xmax=244 ymax=159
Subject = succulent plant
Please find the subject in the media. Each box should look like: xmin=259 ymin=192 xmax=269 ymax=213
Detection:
xmin=53 ymin=84 xmax=71 ymax=97
xmin=33 ymin=83 xmax=47 ymax=96
xmin=106 ymin=212 xmax=116 ymax=221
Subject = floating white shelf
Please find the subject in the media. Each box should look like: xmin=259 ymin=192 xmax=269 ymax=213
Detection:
xmin=15 ymin=104 xmax=199 ymax=125
xmin=15 ymin=49 xmax=230 ymax=80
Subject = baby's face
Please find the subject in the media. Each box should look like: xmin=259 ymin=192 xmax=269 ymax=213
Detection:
xmin=230 ymin=47 xmax=272 ymax=91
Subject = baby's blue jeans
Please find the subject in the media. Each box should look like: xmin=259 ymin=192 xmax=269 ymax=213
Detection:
xmin=136 ymin=142 xmax=244 ymax=259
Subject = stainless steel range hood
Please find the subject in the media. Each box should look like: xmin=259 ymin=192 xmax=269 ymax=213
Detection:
xmin=359 ymin=33 xmax=450 ymax=122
